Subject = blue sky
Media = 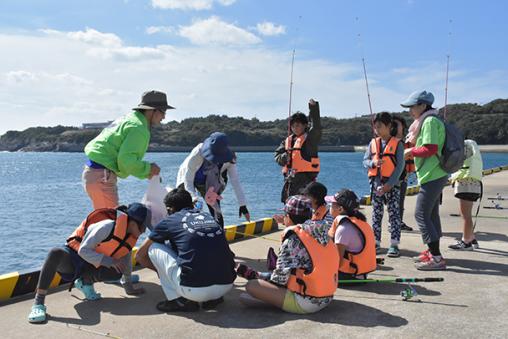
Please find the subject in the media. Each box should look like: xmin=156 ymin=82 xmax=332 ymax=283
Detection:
xmin=0 ymin=0 xmax=507 ymax=134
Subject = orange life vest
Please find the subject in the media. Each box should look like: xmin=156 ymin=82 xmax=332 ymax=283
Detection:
xmin=367 ymin=137 xmax=400 ymax=182
xmin=328 ymin=216 xmax=377 ymax=275
xmin=283 ymin=134 xmax=320 ymax=175
xmin=286 ymin=226 xmax=339 ymax=297
xmin=404 ymin=141 xmax=416 ymax=173
xmin=67 ymin=208 xmax=138 ymax=261
xmin=311 ymin=205 xmax=329 ymax=221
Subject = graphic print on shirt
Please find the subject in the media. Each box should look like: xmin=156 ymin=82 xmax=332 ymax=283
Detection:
xmin=181 ymin=212 xmax=223 ymax=237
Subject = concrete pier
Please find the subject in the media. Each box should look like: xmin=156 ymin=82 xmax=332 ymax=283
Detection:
xmin=1 ymin=170 xmax=508 ymax=338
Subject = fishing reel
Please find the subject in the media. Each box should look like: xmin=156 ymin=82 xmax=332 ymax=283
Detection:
xmin=400 ymin=283 xmax=420 ymax=302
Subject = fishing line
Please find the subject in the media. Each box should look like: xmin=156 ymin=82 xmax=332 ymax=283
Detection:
xmin=443 ymin=19 xmax=452 ymax=120
xmin=287 ymin=15 xmax=302 ymax=136
xmin=355 ymin=17 xmax=375 ymax=134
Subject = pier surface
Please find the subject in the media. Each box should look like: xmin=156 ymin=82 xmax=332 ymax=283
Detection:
xmin=1 ymin=171 xmax=508 ymax=338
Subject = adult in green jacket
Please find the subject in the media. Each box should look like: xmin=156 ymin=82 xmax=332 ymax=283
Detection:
xmin=83 ymin=90 xmax=174 ymax=209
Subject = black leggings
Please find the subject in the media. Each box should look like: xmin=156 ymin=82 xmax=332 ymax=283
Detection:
xmin=37 ymin=247 xmax=121 ymax=290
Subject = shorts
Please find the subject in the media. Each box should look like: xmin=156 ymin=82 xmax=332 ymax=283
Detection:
xmin=281 ymin=290 xmax=330 ymax=314
xmin=454 ymin=179 xmax=481 ymax=202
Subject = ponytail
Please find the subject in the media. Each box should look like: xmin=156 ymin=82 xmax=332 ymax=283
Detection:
xmin=344 ymin=208 xmax=366 ymax=222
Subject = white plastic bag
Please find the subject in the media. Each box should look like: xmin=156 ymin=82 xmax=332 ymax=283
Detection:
xmin=141 ymin=175 xmax=171 ymax=230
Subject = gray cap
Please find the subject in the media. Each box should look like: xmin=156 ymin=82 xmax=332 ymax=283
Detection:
xmin=400 ymin=90 xmax=435 ymax=108
xmin=132 ymin=90 xmax=175 ymax=111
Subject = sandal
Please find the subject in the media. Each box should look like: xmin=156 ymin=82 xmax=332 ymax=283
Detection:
xmin=28 ymin=304 xmax=47 ymax=323
xmin=74 ymin=278 xmax=102 ymax=300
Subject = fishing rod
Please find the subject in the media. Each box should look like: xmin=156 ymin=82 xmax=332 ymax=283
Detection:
xmin=450 ymin=213 xmax=508 ymax=220
xmin=443 ymin=19 xmax=452 ymax=120
xmin=355 ymin=17 xmax=375 ymax=134
xmin=339 ymin=277 xmax=444 ymax=301
xmin=339 ymin=277 xmax=444 ymax=284
xmin=287 ymin=48 xmax=296 ymax=137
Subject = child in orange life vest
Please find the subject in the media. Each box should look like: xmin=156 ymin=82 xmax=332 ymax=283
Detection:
xmin=274 ymin=99 xmax=322 ymax=203
xmin=28 ymin=203 xmax=148 ymax=324
xmin=392 ymin=115 xmax=415 ymax=232
xmin=363 ymin=112 xmax=405 ymax=257
xmin=326 ymin=189 xmax=377 ymax=280
xmin=239 ymin=196 xmax=338 ymax=314
xmin=302 ymin=181 xmax=335 ymax=224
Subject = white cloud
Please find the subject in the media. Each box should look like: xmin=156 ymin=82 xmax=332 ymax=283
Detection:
xmin=40 ymin=28 xmax=165 ymax=62
xmin=151 ymin=0 xmax=236 ymax=11
xmin=86 ymin=46 xmax=166 ymax=61
xmin=146 ymin=26 xmax=175 ymax=35
xmin=255 ymin=22 xmax=286 ymax=36
xmin=41 ymin=28 xmax=122 ymax=48
xmin=179 ymin=16 xmax=261 ymax=45
xmin=0 ymin=29 xmax=506 ymax=136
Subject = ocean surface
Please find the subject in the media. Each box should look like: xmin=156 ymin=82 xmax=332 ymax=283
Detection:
xmin=1 ymin=151 xmax=507 ymax=275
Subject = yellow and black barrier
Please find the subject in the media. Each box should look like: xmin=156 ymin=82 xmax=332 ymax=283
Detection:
xmin=0 ymin=217 xmax=278 ymax=303
xmin=360 ymin=164 xmax=508 ymax=206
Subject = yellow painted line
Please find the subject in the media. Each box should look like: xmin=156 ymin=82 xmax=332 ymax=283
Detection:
xmin=262 ymin=218 xmax=275 ymax=232
xmin=0 ymin=271 xmax=19 ymax=301
xmin=224 ymin=226 xmax=237 ymax=242
xmin=244 ymin=221 xmax=256 ymax=236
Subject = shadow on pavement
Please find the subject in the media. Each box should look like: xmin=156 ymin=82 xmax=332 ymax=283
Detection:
xmin=168 ymin=291 xmax=409 ymax=329
xmin=446 ymin=258 xmax=508 ymax=277
xmin=443 ymin=231 xmax=508 ymax=243
xmin=49 ymin=281 xmax=165 ymax=326
xmin=339 ymin=282 xmax=441 ymax=297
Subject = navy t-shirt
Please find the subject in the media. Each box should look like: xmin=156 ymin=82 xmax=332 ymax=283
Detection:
xmin=149 ymin=208 xmax=236 ymax=287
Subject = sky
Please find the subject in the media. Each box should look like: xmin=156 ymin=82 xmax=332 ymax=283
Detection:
xmin=0 ymin=0 xmax=507 ymax=135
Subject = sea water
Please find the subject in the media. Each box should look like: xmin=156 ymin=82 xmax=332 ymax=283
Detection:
xmin=1 ymin=151 xmax=507 ymax=274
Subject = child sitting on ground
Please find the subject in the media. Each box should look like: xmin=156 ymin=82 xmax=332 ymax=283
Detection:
xmin=238 ymin=195 xmax=339 ymax=314
xmin=326 ymin=189 xmax=377 ymax=281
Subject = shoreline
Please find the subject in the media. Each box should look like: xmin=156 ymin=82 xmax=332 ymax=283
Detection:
xmin=2 ymin=144 xmax=508 ymax=153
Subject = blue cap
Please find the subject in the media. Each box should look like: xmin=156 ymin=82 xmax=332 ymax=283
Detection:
xmin=400 ymin=90 xmax=435 ymax=108
xmin=201 ymin=132 xmax=234 ymax=164
xmin=127 ymin=203 xmax=150 ymax=230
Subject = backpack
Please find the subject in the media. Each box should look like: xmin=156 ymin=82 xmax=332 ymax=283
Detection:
xmin=422 ymin=114 xmax=465 ymax=173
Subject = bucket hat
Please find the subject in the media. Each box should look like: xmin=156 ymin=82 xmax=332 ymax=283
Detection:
xmin=284 ymin=195 xmax=312 ymax=218
xmin=201 ymin=132 xmax=234 ymax=164
xmin=132 ymin=90 xmax=175 ymax=111
xmin=400 ymin=90 xmax=434 ymax=108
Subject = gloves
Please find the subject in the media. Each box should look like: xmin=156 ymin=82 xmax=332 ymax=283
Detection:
xmin=239 ymin=205 xmax=250 ymax=221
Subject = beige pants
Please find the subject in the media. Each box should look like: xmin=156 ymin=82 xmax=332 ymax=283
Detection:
xmin=82 ymin=166 xmax=119 ymax=209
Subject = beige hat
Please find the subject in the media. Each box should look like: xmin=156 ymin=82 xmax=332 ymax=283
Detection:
xmin=132 ymin=90 xmax=175 ymax=111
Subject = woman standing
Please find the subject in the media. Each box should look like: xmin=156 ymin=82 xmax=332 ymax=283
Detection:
xmin=402 ymin=90 xmax=448 ymax=270
xmin=449 ymin=139 xmax=483 ymax=250
xmin=176 ymin=132 xmax=250 ymax=228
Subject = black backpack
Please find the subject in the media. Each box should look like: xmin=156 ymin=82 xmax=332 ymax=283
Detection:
xmin=422 ymin=114 xmax=465 ymax=174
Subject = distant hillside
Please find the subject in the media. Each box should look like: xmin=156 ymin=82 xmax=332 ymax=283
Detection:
xmin=1 ymin=99 xmax=507 ymax=152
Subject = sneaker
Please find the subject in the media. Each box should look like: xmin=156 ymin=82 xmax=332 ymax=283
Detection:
xmin=236 ymin=263 xmax=259 ymax=280
xmin=104 ymin=274 xmax=140 ymax=285
xmin=400 ymin=223 xmax=414 ymax=232
xmin=415 ymin=257 xmax=446 ymax=271
xmin=387 ymin=245 xmax=400 ymax=258
xmin=74 ymin=278 xmax=102 ymax=300
xmin=448 ymin=240 xmax=473 ymax=251
xmin=266 ymin=247 xmax=278 ymax=271
xmin=156 ymin=297 xmax=199 ymax=312
xmin=28 ymin=304 xmax=47 ymax=323
xmin=413 ymin=249 xmax=431 ymax=263
xmin=472 ymin=239 xmax=480 ymax=249
xmin=202 ymin=297 xmax=224 ymax=310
